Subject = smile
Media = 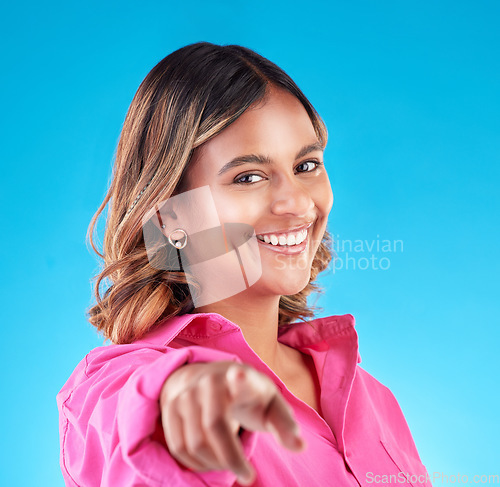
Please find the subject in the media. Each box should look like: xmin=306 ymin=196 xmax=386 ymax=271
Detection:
xmin=255 ymin=228 xmax=310 ymax=255
xmin=256 ymin=228 xmax=308 ymax=247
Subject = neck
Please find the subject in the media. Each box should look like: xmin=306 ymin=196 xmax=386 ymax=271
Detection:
xmin=192 ymin=293 xmax=285 ymax=371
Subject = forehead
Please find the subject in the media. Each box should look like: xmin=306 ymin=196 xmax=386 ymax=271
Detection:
xmin=191 ymin=87 xmax=319 ymax=172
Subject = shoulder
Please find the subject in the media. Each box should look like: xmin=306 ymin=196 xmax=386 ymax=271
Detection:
xmin=351 ymin=365 xmax=423 ymax=460
xmin=354 ymin=365 xmax=399 ymax=403
xmin=57 ymin=319 xmax=244 ymax=410
xmin=57 ymin=313 xmax=193 ymax=403
xmin=59 ymin=342 xmax=166 ymax=395
xmin=352 ymin=365 xmax=410 ymax=426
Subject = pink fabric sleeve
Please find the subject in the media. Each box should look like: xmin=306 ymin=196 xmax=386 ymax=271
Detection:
xmin=57 ymin=345 xmax=257 ymax=487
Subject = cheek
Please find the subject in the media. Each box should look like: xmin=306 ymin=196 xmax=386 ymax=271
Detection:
xmin=212 ymin=192 xmax=261 ymax=225
xmin=314 ymin=180 xmax=334 ymax=216
xmin=311 ymin=181 xmax=333 ymax=248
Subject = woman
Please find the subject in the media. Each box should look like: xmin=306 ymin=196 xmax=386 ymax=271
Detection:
xmin=57 ymin=42 xmax=431 ymax=486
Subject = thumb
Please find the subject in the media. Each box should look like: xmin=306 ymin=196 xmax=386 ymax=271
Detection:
xmin=226 ymin=364 xmax=274 ymax=407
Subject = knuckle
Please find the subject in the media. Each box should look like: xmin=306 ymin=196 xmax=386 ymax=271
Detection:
xmin=198 ymin=371 xmax=218 ymax=390
xmin=205 ymin=414 xmax=228 ymax=435
xmin=179 ymin=391 xmax=202 ymax=419
xmin=169 ymin=394 xmax=182 ymax=411
xmin=177 ymin=389 xmax=194 ymax=409
xmin=189 ymin=438 xmax=211 ymax=458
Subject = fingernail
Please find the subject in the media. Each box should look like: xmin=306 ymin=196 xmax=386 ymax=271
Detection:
xmin=294 ymin=435 xmax=306 ymax=450
xmin=287 ymin=427 xmax=305 ymax=451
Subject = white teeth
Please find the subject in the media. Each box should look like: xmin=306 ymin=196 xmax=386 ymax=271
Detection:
xmin=296 ymin=229 xmax=306 ymax=244
xmin=257 ymin=228 xmax=309 ymax=246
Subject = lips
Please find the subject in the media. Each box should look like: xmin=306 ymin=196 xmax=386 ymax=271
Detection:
xmin=256 ymin=230 xmax=309 ymax=254
xmin=256 ymin=221 xmax=313 ymax=238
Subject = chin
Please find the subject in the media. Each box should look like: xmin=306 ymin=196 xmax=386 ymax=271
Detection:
xmin=263 ymin=271 xmax=312 ymax=297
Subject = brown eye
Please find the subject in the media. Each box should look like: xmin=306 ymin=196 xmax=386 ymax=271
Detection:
xmin=296 ymin=160 xmax=323 ymax=173
xmin=234 ymin=173 xmax=265 ymax=185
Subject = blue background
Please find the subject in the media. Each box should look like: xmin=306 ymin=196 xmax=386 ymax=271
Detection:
xmin=1 ymin=1 xmax=498 ymax=484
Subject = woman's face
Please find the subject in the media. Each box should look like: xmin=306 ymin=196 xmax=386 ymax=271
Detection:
xmin=183 ymin=86 xmax=334 ymax=298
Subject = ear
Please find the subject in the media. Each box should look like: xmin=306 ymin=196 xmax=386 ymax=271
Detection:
xmin=154 ymin=199 xmax=178 ymax=233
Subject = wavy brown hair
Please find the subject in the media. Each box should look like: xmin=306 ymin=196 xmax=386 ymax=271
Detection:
xmin=87 ymin=42 xmax=333 ymax=344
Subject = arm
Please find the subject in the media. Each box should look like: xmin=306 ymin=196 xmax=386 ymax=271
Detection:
xmin=58 ymin=344 xmax=303 ymax=487
xmin=58 ymin=345 xmax=244 ymax=486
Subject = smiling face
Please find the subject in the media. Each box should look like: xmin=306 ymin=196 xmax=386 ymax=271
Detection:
xmin=182 ymin=85 xmax=334 ymax=299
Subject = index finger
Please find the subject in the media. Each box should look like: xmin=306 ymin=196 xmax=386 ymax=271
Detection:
xmin=226 ymin=365 xmax=305 ymax=452
xmin=263 ymin=393 xmax=306 ymax=452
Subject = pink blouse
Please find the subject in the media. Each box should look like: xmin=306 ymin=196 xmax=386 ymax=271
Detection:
xmin=57 ymin=312 xmax=432 ymax=486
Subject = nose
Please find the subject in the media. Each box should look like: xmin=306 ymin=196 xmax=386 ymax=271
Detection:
xmin=270 ymin=174 xmax=315 ymax=217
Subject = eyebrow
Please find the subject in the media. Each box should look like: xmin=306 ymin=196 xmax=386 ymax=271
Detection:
xmin=217 ymin=141 xmax=324 ymax=176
